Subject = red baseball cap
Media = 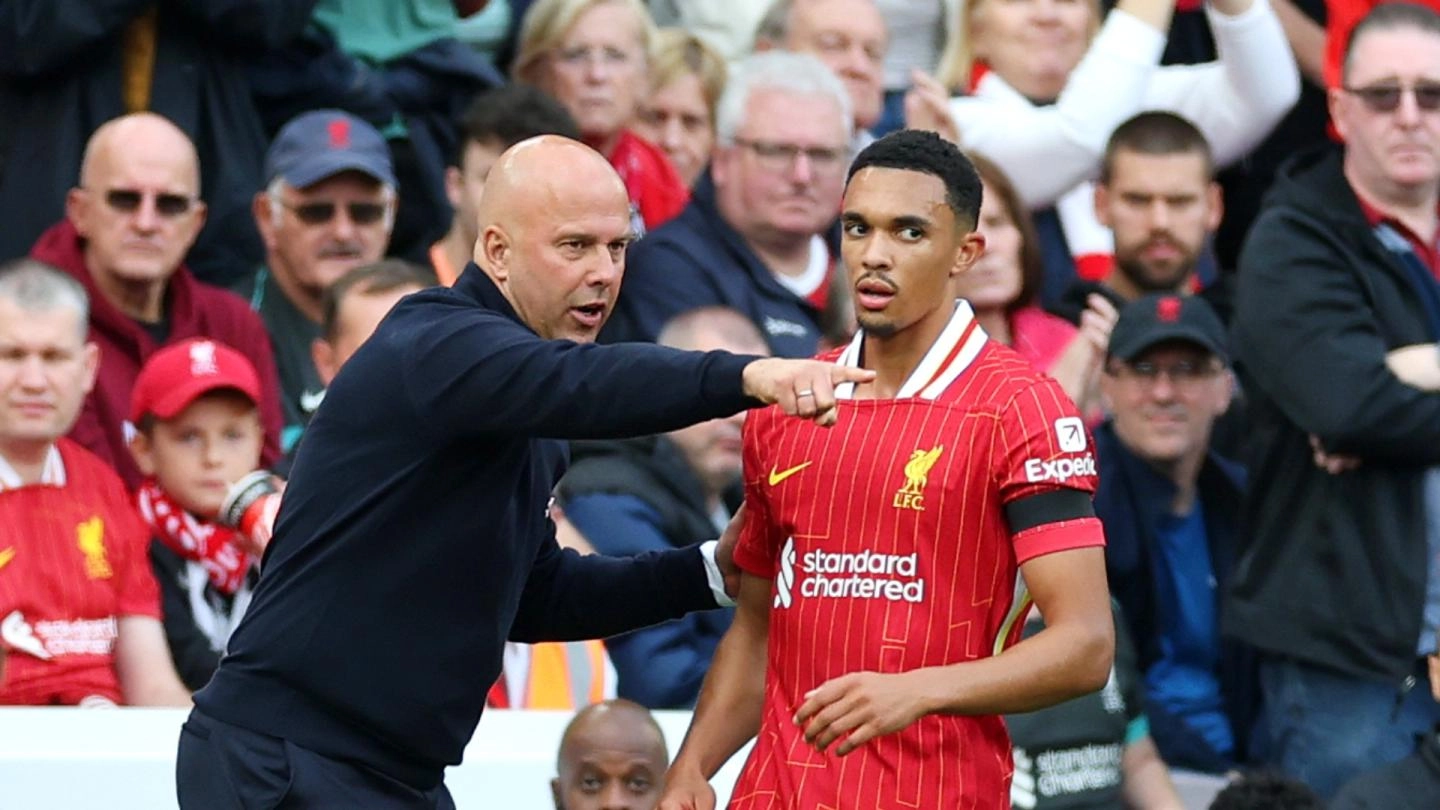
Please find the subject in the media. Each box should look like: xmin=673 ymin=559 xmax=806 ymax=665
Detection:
xmin=130 ymin=339 xmax=263 ymax=423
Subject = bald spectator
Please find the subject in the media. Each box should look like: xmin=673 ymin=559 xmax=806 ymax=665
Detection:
xmin=552 ymin=699 xmax=669 ymax=810
xmin=562 ymin=307 xmax=768 ymax=707
xmin=27 ymin=113 xmax=284 ymax=489
xmin=432 ymin=85 xmax=581 ymax=286
xmin=0 ymin=259 xmax=191 ymax=707
xmin=604 ymin=52 xmax=853 ymax=357
xmin=239 ymin=110 xmax=398 ymax=450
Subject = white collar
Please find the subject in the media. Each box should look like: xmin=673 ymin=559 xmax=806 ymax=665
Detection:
xmin=834 ymin=300 xmax=990 ymax=401
xmin=0 ymin=444 xmax=66 ymax=491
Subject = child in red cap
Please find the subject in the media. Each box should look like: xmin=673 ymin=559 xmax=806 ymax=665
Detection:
xmin=127 ymin=338 xmax=268 ymax=691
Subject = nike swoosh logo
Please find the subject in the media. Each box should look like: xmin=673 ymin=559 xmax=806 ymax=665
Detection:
xmin=0 ymin=547 xmax=14 ymax=571
xmin=768 ymin=462 xmax=813 ymax=487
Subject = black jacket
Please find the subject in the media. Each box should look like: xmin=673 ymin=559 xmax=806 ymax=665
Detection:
xmin=601 ymin=171 xmax=841 ymax=357
xmin=0 ymin=0 xmax=317 ymax=287
xmin=1094 ymin=422 xmax=1259 ymax=771
xmin=195 ymin=266 xmax=759 ymax=790
xmin=1228 ymin=145 xmax=1440 ymax=682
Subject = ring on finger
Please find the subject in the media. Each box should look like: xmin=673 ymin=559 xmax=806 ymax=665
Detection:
xmin=797 ymin=389 xmax=815 ymax=398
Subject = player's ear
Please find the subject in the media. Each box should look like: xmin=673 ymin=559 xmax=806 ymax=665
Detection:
xmin=952 ymin=231 xmax=985 ymax=279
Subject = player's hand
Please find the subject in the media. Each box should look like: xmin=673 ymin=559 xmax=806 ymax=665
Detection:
xmin=657 ymin=765 xmax=717 ymax=810
xmin=741 ymin=358 xmax=876 ymax=427
xmin=716 ymin=503 xmax=745 ymax=599
xmin=795 ymin=671 xmax=929 ymax=756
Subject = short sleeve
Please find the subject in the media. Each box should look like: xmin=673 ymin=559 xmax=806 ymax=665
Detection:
xmin=732 ymin=411 xmax=786 ymax=579
xmin=998 ymin=378 xmax=1104 ymax=563
xmin=997 ymin=377 xmax=1099 ymax=503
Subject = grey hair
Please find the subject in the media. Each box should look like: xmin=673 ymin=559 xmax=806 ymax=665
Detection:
xmin=715 ymin=51 xmax=854 ymax=146
xmin=0 ymin=259 xmax=91 ymax=339
xmin=753 ymin=0 xmax=794 ymax=46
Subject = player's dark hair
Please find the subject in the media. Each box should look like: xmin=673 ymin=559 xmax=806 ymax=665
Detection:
xmin=1207 ymin=771 xmax=1324 ymax=810
xmin=1099 ymin=111 xmax=1214 ymax=184
xmin=453 ymin=84 xmax=581 ymax=167
xmin=321 ymin=259 xmax=437 ymax=343
xmin=847 ymin=129 xmax=983 ymax=231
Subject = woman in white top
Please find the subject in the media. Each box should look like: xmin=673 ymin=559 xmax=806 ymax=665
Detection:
xmin=938 ymin=0 xmax=1300 ymax=283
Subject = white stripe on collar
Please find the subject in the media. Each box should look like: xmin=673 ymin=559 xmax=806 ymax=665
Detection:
xmin=0 ymin=445 xmax=67 ymax=491
xmin=834 ymin=300 xmax=989 ymax=401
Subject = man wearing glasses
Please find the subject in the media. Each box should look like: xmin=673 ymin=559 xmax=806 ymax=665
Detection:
xmin=604 ymin=51 xmax=853 ymax=357
xmin=241 ymin=110 xmax=403 ymax=450
xmin=27 ymin=113 xmax=285 ymax=489
xmin=1231 ymin=1 xmax=1440 ymax=797
xmin=1093 ymin=294 xmax=1255 ymax=776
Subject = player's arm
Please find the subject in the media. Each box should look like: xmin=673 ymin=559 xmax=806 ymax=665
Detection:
xmin=114 ymin=616 xmax=193 ymax=706
xmin=659 ymin=571 xmax=771 ymax=810
xmin=795 ymin=543 xmax=1113 ymax=755
xmin=1121 ymin=735 xmax=1185 ymax=809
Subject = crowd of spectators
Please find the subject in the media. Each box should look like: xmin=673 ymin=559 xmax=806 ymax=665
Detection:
xmin=2 ymin=0 xmax=1440 ymax=805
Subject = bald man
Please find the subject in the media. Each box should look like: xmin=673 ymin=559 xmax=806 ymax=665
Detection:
xmin=176 ymin=135 xmax=873 ymax=809
xmin=27 ymin=113 xmax=285 ymax=488
xmin=553 ymin=700 xmax=670 ymax=810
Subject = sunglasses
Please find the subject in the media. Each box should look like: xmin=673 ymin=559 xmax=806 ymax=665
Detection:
xmin=102 ymin=188 xmax=196 ymax=218
xmin=1344 ymin=82 xmax=1440 ymax=113
xmin=282 ymin=200 xmax=389 ymax=226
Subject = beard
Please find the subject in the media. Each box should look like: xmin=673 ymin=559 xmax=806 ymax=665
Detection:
xmin=1113 ymin=250 xmax=1196 ymax=294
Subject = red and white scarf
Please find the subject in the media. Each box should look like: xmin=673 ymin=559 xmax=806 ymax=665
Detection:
xmin=136 ymin=480 xmax=251 ymax=595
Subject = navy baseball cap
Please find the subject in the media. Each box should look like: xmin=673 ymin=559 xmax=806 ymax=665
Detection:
xmin=1108 ymin=294 xmax=1229 ymax=364
xmin=265 ymin=110 xmax=396 ymax=189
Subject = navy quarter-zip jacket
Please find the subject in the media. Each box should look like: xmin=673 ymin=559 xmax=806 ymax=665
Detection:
xmin=195 ymin=265 xmax=757 ymax=789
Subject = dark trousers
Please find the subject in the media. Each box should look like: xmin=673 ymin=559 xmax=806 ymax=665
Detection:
xmin=176 ymin=709 xmax=456 ymax=809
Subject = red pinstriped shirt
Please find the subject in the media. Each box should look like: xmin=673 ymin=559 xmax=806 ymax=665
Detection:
xmin=732 ymin=303 xmax=1104 ymax=809
xmin=0 ymin=439 xmax=161 ymax=705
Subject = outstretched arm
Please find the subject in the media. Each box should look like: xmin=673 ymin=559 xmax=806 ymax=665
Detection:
xmin=659 ymin=572 xmax=772 ymax=810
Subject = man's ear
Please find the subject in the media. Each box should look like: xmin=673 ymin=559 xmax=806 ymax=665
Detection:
xmin=444 ymin=165 xmax=464 ymax=209
xmin=482 ymin=226 xmax=511 ymax=281
xmin=950 ymin=231 xmax=986 ymax=280
xmin=312 ymin=337 xmax=338 ymax=387
xmin=551 ymin=777 xmax=564 ymax=810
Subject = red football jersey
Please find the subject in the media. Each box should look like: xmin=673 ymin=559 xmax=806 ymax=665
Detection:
xmin=731 ymin=304 xmax=1104 ymax=809
xmin=0 ymin=439 xmax=161 ymax=705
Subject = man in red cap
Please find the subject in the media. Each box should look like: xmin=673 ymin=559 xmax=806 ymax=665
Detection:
xmin=0 ymin=258 xmax=191 ymax=706
xmin=128 ymin=338 xmax=269 ymax=691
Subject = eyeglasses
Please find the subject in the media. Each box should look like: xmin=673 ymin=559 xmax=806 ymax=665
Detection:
xmin=1344 ymin=82 xmax=1440 ymax=113
xmin=732 ymin=138 xmax=846 ymax=173
xmin=1107 ymin=358 xmax=1221 ymax=386
xmin=101 ymin=188 xmax=197 ymax=218
xmin=281 ymin=200 xmax=389 ymax=226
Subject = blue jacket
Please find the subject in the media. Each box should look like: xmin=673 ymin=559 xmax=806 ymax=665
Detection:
xmin=1094 ymin=421 xmax=1260 ymax=771
xmin=602 ymin=171 xmax=836 ymax=358
xmin=559 ymin=437 xmax=735 ymax=708
xmin=196 ymin=265 xmax=758 ymax=790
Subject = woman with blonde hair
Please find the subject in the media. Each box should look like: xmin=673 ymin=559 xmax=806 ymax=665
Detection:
xmin=634 ymin=28 xmax=727 ymax=188
xmin=936 ymin=0 xmax=1298 ymax=301
xmin=959 ymin=153 xmax=1116 ymax=418
xmin=513 ymin=0 xmax=688 ymax=229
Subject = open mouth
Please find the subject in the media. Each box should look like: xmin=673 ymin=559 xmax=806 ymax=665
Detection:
xmin=855 ymin=278 xmax=897 ymax=311
xmin=570 ymin=302 xmax=607 ymax=328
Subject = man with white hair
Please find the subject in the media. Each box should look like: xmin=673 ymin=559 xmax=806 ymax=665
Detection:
xmin=603 ymin=51 xmax=854 ymax=357
xmin=238 ymin=109 xmax=398 ymax=450
xmin=0 ymin=258 xmax=191 ymax=707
